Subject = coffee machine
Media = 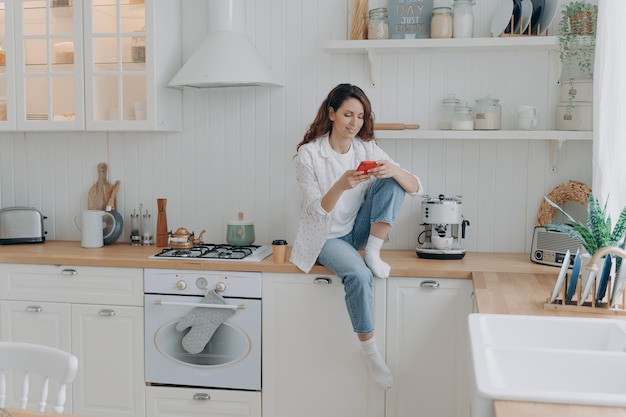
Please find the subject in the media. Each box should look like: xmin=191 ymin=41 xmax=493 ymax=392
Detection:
xmin=416 ymin=194 xmax=470 ymax=260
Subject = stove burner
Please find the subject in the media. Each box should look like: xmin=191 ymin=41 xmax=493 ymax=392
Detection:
xmin=154 ymin=244 xmax=263 ymax=260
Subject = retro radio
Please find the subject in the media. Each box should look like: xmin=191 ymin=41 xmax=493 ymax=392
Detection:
xmin=530 ymin=226 xmax=584 ymax=267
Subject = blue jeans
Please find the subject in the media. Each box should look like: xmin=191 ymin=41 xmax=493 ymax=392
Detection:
xmin=317 ymin=178 xmax=406 ymax=334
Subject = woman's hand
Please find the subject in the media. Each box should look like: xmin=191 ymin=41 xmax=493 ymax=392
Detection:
xmin=338 ymin=169 xmax=371 ymax=190
xmin=369 ymin=160 xmax=401 ymax=179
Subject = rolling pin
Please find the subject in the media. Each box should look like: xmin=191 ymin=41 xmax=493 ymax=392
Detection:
xmin=374 ymin=123 xmax=420 ymax=130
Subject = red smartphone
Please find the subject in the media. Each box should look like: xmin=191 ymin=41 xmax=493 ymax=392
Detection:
xmin=357 ymin=160 xmax=377 ymax=172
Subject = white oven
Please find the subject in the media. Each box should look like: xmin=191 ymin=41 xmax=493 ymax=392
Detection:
xmin=144 ymin=268 xmax=261 ymax=390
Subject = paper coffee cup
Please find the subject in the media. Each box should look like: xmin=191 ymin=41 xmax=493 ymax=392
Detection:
xmin=272 ymin=239 xmax=288 ymax=263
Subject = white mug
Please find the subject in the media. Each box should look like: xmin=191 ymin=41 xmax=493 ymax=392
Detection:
xmin=74 ymin=210 xmax=105 ymax=248
xmin=514 ymin=105 xmax=539 ymax=130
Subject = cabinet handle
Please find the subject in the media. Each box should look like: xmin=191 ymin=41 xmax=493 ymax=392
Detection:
xmin=26 ymin=305 xmax=43 ymax=313
xmin=420 ymin=280 xmax=440 ymax=289
xmin=313 ymin=277 xmax=332 ymax=285
xmin=98 ymin=309 xmax=116 ymax=317
xmin=61 ymin=268 xmax=78 ymax=275
xmin=193 ymin=393 xmax=211 ymax=401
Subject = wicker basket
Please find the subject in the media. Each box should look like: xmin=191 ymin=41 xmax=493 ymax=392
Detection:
xmin=569 ymin=11 xmax=596 ymax=35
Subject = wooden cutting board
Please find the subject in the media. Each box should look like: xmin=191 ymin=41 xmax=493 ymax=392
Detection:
xmin=88 ymin=163 xmax=112 ymax=210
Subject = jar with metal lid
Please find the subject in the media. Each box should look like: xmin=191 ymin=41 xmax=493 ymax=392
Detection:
xmin=451 ymin=102 xmax=474 ymax=130
xmin=439 ymin=93 xmax=460 ymax=130
xmin=430 ymin=6 xmax=453 ymax=38
xmin=368 ymin=8 xmax=389 ymax=40
xmin=473 ymin=96 xmax=502 ymax=130
xmin=453 ymin=0 xmax=474 ymax=38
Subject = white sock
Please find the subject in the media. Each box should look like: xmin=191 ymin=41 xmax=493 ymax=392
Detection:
xmin=365 ymin=235 xmax=391 ymax=278
xmin=361 ymin=337 xmax=393 ymax=389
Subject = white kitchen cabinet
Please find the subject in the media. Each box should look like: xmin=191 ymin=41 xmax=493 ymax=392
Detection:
xmin=386 ymin=277 xmax=474 ymax=417
xmin=146 ymin=386 xmax=261 ymax=417
xmin=262 ymin=272 xmax=386 ymax=417
xmin=0 ymin=263 xmax=144 ymax=417
xmin=1 ymin=0 xmax=181 ymax=132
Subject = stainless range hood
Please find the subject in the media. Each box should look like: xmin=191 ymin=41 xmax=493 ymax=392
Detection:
xmin=169 ymin=0 xmax=282 ymax=88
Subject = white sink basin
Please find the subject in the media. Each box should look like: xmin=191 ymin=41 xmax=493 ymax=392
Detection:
xmin=468 ymin=313 xmax=626 ymax=413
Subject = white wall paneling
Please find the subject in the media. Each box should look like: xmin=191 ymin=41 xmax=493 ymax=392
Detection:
xmin=0 ymin=0 xmax=592 ymax=255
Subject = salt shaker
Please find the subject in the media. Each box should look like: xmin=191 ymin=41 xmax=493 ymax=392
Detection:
xmin=142 ymin=212 xmax=153 ymax=246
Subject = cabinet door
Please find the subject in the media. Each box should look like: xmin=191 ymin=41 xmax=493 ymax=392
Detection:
xmin=71 ymin=304 xmax=144 ymax=417
xmin=386 ymin=277 xmax=474 ymax=417
xmin=146 ymin=386 xmax=261 ymax=417
xmin=0 ymin=0 xmax=16 ymax=130
xmin=0 ymin=300 xmax=73 ymax=412
xmin=262 ymin=273 xmax=385 ymax=417
xmin=14 ymin=0 xmax=84 ymax=130
xmin=83 ymin=0 xmax=182 ymax=131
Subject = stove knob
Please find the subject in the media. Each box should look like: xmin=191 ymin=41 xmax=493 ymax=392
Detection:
xmin=176 ymin=280 xmax=187 ymax=290
xmin=215 ymin=282 xmax=227 ymax=293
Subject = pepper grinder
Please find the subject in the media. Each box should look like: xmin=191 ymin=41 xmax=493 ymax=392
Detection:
xmin=130 ymin=210 xmax=141 ymax=246
xmin=156 ymin=198 xmax=168 ymax=247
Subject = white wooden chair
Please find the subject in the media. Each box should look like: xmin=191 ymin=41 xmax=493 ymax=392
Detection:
xmin=0 ymin=342 xmax=78 ymax=414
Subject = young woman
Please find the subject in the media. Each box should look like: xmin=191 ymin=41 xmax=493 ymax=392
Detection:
xmin=290 ymin=83 xmax=423 ymax=388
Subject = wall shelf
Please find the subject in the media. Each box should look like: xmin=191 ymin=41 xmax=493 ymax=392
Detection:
xmin=324 ymin=36 xmax=559 ymax=54
xmin=374 ymin=129 xmax=591 ymax=140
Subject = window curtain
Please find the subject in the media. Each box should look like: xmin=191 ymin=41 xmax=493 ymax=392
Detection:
xmin=592 ymin=0 xmax=626 ymax=220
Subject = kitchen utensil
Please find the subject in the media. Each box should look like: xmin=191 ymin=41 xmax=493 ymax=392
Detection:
xmin=74 ymin=210 xmax=105 ymax=248
xmin=431 ymin=235 xmax=454 ymax=250
xmin=0 ymin=207 xmax=46 ymax=244
xmin=504 ymin=0 xmax=522 ymax=34
xmin=88 ymin=163 xmax=112 ymax=211
xmin=227 ymin=212 xmax=255 ymax=246
xmin=549 ymin=249 xmax=571 ymax=303
xmin=595 ymin=254 xmax=613 ymax=304
xmin=374 ymin=123 xmax=420 ymax=130
xmin=520 ymin=0 xmax=533 ymax=33
xmin=490 ymin=0 xmax=514 ymax=36
xmin=565 ymin=249 xmax=582 ymax=302
xmin=529 ymin=0 xmax=545 ymax=34
xmin=169 ymin=227 xmax=206 ymax=249
xmin=538 ymin=0 xmax=559 ymax=35
xmin=156 ymin=198 xmax=168 ymax=247
xmin=103 ymin=180 xmax=123 ymax=245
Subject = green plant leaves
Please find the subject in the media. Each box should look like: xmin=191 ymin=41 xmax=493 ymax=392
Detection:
xmin=544 ymin=193 xmax=626 ymax=255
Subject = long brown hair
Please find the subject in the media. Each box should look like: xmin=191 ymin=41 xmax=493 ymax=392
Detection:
xmin=296 ymin=84 xmax=375 ymax=152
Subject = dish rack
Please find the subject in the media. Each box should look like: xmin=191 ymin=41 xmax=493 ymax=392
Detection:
xmin=492 ymin=15 xmax=549 ymax=37
xmin=544 ymin=268 xmax=626 ymax=316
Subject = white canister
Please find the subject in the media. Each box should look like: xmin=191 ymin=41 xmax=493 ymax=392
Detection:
xmin=555 ymin=103 xmax=593 ymax=131
xmin=560 ymin=79 xmax=593 ymax=103
xmin=74 ymin=210 xmax=105 ymax=248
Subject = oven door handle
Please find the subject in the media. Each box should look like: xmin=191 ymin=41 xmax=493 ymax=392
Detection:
xmin=153 ymin=300 xmax=246 ymax=310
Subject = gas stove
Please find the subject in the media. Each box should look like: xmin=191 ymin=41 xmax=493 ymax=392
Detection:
xmin=150 ymin=243 xmax=273 ymax=262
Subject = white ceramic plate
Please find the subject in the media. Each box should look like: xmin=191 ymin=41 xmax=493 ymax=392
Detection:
xmin=611 ymin=264 xmax=626 ymax=307
xmin=580 ymin=268 xmax=597 ymax=305
xmin=520 ymin=0 xmax=533 ymax=34
xmin=538 ymin=0 xmax=561 ymax=35
xmin=490 ymin=0 xmax=514 ymax=37
xmin=550 ymin=250 xmax=571 ymax=303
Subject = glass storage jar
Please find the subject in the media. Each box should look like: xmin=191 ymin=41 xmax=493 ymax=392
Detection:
xmin=453 ymin=0 xmax=474 ymax=38
xmin=430 ymin=6 xmax=453 ymax=38
xmin=451 ymin=102 xmax=474 ymax=130
xmin=368 ymin=8 xmax=389 ymax=40
xmin=473 ymin=96 xmax=502 ymax=130
xmin=439 ymin=94 xmax=460 ymax=130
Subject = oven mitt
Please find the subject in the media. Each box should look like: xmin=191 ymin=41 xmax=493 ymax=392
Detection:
xmin=175 ymin=290 xmax=235 ymax=354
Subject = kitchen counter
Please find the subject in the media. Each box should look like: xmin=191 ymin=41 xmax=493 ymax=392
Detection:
xmin=0 ymin=240 xmax=556 ymax=276
xmin=1 ymin=240 xmax=623 ymax=416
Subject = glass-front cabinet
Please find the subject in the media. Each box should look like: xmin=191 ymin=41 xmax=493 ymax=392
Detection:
xmin=1 ymin=0 xmax=181 ymax=132
xmin=0 ymin=1 xmax=16 ymax=130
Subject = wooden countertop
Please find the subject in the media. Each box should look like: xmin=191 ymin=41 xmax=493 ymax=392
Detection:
xmin=0 ymin=240 xmax=556 ymax=277
xmin=1 ymin=240 xmax=622 ymax=416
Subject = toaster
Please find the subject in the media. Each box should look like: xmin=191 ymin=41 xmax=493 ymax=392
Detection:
xmin=0 ymin=207 xmax=47 ymax=244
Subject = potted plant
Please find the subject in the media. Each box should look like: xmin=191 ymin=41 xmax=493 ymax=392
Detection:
xmin=544 ymin=193 xmax=626 ymax=256
xmin=558 ymin=1 xmax=598 ymax=115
